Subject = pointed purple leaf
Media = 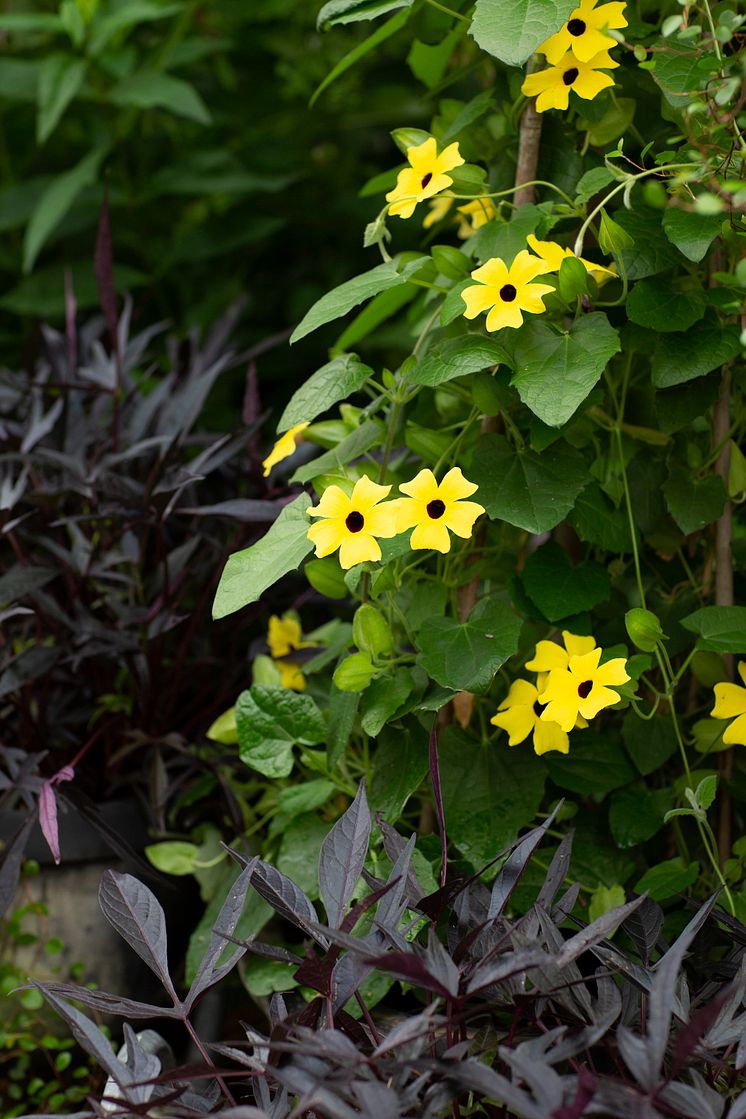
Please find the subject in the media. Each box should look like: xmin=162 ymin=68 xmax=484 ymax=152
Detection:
xmin=98 ymin=871 xmax=178 ymax=1002
xmin=319 ymin=781 xmax=371 ymax=929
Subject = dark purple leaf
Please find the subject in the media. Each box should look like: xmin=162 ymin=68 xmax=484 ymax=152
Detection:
xmin=372 ymin=1003 xmax=442 ymax=1057
xmin=536 ymin=831 xmax=573 ymax=911
xmin=319 ymin=781 xmax=371 ymax=929
xmin=249 ymin=857 xmax=328 ymax=947
xmin=33 ymin=984 xmax=129 ymax=1081
xmin=64 ymin=266 xmax=77 ymax=374
xmin=175 ymin=499 xmax=278 ymax=521
xmin=466 ymin=947 xmax=555 ymax=995
xmin=98 ymin=870 xmax=179 ymax=1002
xmin=26 ymin=981 xmax=181 ymax=1018
xmin=0 ymin=815 xmax=33 ymax=918
xmin=669 ymin=985 xmax=734 ymax=1079
xmin=623 ymin=896 xmax=664 ymax=965
xmin=38 ymin=764 xmax=74 ymax=865
xmin=553 ymin=1067 xmax=596 ymax=1119
xmin=186 ymin=857 xmax=258 ymax=1009
xmin=428 ymin=720 xmax=447 ymax=888
xmin=488 ymin=801 xmax=562 ymax=920
xmin=556 ymin=895 xmax=645 ymax=966
xmin=94 ymin=185 xmax=120 ymax=366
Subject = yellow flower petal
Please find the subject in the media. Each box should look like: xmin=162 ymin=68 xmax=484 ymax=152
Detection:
xmin=309 ymin=484 xmax=350 ymax=519
xmin=578 ymin=683 xmax=622 ymax=720
xmin=510 ymin=249 xmax=553 ymax=285
xmin=339 ymin=533 xmax=381 ymax=569
xmin=437 ymin=141 xmax=465 ymax=175
xmin=424 ymin=195 xmax=453 ymax=228
xmin=307 ymin=518 xmax=344 ymax=558
xmin=400 ymin=468 xmax=438 ymax=502
xmin=277 ymin=660 xmax=306 ymax=691
xmin=723 ymin=712 xmax=746 ymax=747
xmin=486 ymin=301 xmax=524 ymax=331
xmin=712 ymin=681 xmax=746 ymax=721
xmin=470 ymin=258 xmax=510 ymax=286
xmin=532 ymin=718 xmax=570 ymax=755
xmin=526 ymin=235 xmax=570 ymax=271
xmin=563 ymin=631 xmax=597 ymax=658
xmin=351 ymin=474 xmax=392 ymax=512
xmin=438 ymin=466 xmax=478 ymax=504
xmin=364 ymin=501 xmax=400 ymax=539
xmin=262 ymin=421 xmax=310 ymax=477
xmin=407 ymin=137 xmax=438 ymax=173
xmin=410 ymin=519 xmax=452 ymax=553
xmin=526 ymin=640 xmax=569 ymax=673
xmin=498 ymin=678 xmax=539 ymax=708
xmin=594 ymin=657 xmax=631 ymax=688
xmin=462 ymin=283 xmax=501 ymax=319
xmin=442 ymin=500 xmax=484 ymax=538
xmin=268 ymin=614 xmax=303 ymax=658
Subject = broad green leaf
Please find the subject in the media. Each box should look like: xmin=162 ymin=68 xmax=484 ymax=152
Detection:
xmin=278 ymin=354 xmax=373 ymax=432
xmin=572 ymin=818 xmax=635 ymax=887
xmin=568 ymin=483 xmax=629 ymax=552
xmin=635 ymin=857 xmax=699 ymax=901
xmin=145 ymin=841 xmax=198 ymax=876
xmin=275 ymin=780 xmax=335 ymax=824
xmin=317 ymin=0 xmax=413 ymax=28
xmin=212 ymin=494 xmax=312 ymax=619
xmin=521 ymin=541 xmax=610 ymax=622
xmin=37 ymin=55 xmax=86 ymax=144
xmin=471 ymin=434 xmax=588 ymax=533
xmin=622 ymin=712 xmax=677 ymax=776
xmin=615 ymin=206 xmax=681 ymax=279
xmin=574 ymin=167 xmax=614 ymax=205
xmin=370 ymin=722 xmax=428 ymax=821
xmin=417 ymin=596 xmax=521 ymax=693
xmin=626 ymin=279 xmax=706 ymax=333
xmin=543 ymin=732 xmax=636 ymax=797
xmin=109 ymin=72 xmax=210 ymax=123
xmin=291 ymin=258 xmax=424 ymax=344
xmin=278 ymin=814 xmax=330 ymax=898
xmin=588 ymin=884 xmax=626 ymax=925
xmin=243 ymin=956 xmax=298 ymax=996
xmin=89 ymin=1 xmax=181 ymax=53
xmin=468 ymin=203 xmax=542 ymax=265
xmin=23 ymin=145 xmax=108 ymax=272
xmin=663 ymin=463 xmax=727 ymax=535
xmin=470 ymin=0 xmax=575 ymax=67
xmin=583 ymin=97 xmax=635 ymax=146
xmin=0 ymin=13 xmax=63 ymax=31
xmin=360 ymin=670 xmax=413 ymax=736
xmin=441 ymin=726 xmax=546 ymax=870
xmin=441 ymin=89 xmax=496 ymax=143
xmin=311 ymin=8 xmax=410 ymax=106
xmin=290 ymin=420 xmax=382 ymax=484
xmin=680 ymin=607 xmax=746 ymax=653
xmin=695 ymin=773 xmax=718 ymax=810
xmin=235 ymin=685 xmax=326 ymax=778
xmin=651 ymin=316 xmax=741 ymax=388
xmin=609 ymin=783 xmax=673 ymax=848
xmin=327 ymin=686 xmax=359 ymax=767
xmin=407 ymin=25 xmax=463 ymax=89
xmin=508 ymin=313 xmax=620 ymax=426
xmin=652 ymin=42 xmax=718 ymax=106
xmin=662 ymin=207 xmax=722 ymax=263
xmin=409 ymin=335 xmax=509 ymax=387
xmin=334 ymin=284 xmax=417 ymax=351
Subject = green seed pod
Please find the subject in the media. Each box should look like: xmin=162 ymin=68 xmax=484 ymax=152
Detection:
xmin=353 ymin=603 xmax=394 ymax=659
xmin=333 ymin=652 xmax=376 ymax=692
xmin=625 ymin=607 xmax=667 ymax=652
xmin=206 ymin=706 xmax=239 ymax=745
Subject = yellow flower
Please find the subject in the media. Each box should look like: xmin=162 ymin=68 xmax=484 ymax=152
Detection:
xmin=392 ymin=468 xmax=484 ymax=553
xmin=526 ymin=234 xmax=617 ymax=285
xmin=711 ymin=662 xmax=746 ymax=746
xmin=307 ymin=475 xmax=398 ymax=569
xmin=423 ymin=195 xmax=454 ymax=228
xmin=386 ymin=138 xmax=464 ymax=220
xmin=538 ymin=647 xmax=630 ymax=732
xmin=521 ymin=49 xmax=618 ymax=113
xmin=262 ymin=422 xmax=309 ymax=478
xmin=539 ymin=0 xmax=628 ymax=64
xmin=275 ymin=661 xmax=306 ymax=691
xmin=526 ymin=630 xmax=597 ymax=673
xmin=461 ymin=249 xmax=554 ymax=331
xmin=456 ymin=197 xmax=497 ymax=238
xmin=266 ymin=613 xmax=315 ymax=692
xmin=491 ymin=677 xmax=570 ymax=755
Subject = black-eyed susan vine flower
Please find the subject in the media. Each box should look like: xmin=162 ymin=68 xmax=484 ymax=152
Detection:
xmin=491 ymin=676 xmax=572 ymax=755
xmin=461 ymin=250 xmax=553 ymax=331
xmin=526 ymin=233 xmax=616 ymax=284
xmin=386 ymin=138 xmax=464 ymax=220
xmin=522 ymin=48 xmax=618 ymax=113
xmin=537 ymin=647 xmax=630 ymax=732
xmin=456 ymin=197 xmax=497 ymax=238
xmin=267 ymin=612 xmax=315 ymax=692
xmin=307 ymin=475 xmax=398 ymax=569
xmin=539 ymin=0 xmax=627 ymax=64
xmin=391 ymin=468 xmax=484 ymax=553
xmin=262 ymin=421 xmax=309 ymax=478
xmin=711 ymin=662 xmax=746 ymax=746
xmin=423 ymin=195 xmax=454 ymax=229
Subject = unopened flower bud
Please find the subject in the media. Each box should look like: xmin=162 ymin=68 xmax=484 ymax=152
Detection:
xmin=625 ymin=608 xmax=666 ymax=652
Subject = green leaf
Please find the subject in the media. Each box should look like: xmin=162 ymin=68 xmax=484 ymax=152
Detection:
xmin=663 ymin=463 xmax=727 ymax=535
xmin=212 ymin=494 xmax=312 ymax=619
xmin=508 ymin=313 xmax=620 ymax=426
xmin=635 ymin=857 xmax=699 ymax=901
xmin=543 ymin=731 xmax=636 ymax=796
xmin=440 ymin=726 xmax=546 ymax=870
xmin=417 ymin=596 xmax=521 ymax=693
xmin=680 ymin=607 xmax=746 ymax=653
xmin=407 ymin=25 xmax=463 ymax=89
xmin=571 ymin=818 xmax=635 ymax=887
xmin=626 ymin=279 xmax=706 ymax=333
xmin=0 ymin=58 xmax=41 ymax=103
xmin=278 ymin=354 xmax=373 ymax=432
xmin=370 ymin=722 xmax=428 ymax=821
xmin=662 ymin=208 xmax=722 ymax=263
xmin=471 ymin=434 xmax=588 ymax=533
xmin=145 ymin=841 xmax=198 ymax=876
xmin=311 ymin=8 xmax=410 ymax=106
xmin=291 ymin=258 xmax=424 ymax=344
xmin=235 ymin=685 xmax=325 ymax=778
xmin=575 ymin=167 xmax=615 ymax=204
xmin=290 ymin=420 xmax=382 ymax=484
xmin=334 ymin=284 xmax=417 ymax=351
xmin=327 ymin=686 xmax=359 ymax=767
xmin=520 ymin=542 xmax=610 ymax=622
xmin=622 ymin=712 xmax=677 ymax=775
xmin=583 ymin=97 xmax=635 ymax=146
xmin=277 ymin=813 xmax=329 ymax=898
xmin=468 ymin=203 xmax=541 ymax=264
xmin=598 ymin=211 xmax=633 ymax=255
xmin=89 ymin=1 xmax=181 ymax=53
xmin=275 ymin=780 xmax=335 ymax=822
xmin=360 ymin=670 xmax=413 ymax=736
xmin=568 ymin=483 xmax=629 ymax=552
xmin=609 ymin=783 xmax=673 ymax=848
xmin=588 ymin=884 xmax=626 ymax=924
xmin=37 ymin=55 xmax=86 ymax=144
xmin=317 ymin=0 xmax=413 ymax=28
xmin=615 ymin=206 xmax=681 ymax=279
xmin=109 ymin=72 xmax=211 ymax=123
xmin=243 ymin=956 xmax=297 ymax=997
xmin=409 ymin=335 xmax=509 ymax=387
xmin=470 ymin=0 xmax=575 ymax=67
xmin=695 ymin=774 xmax=718 ymax=810
xmin=23 ymin=144 xmax=108 ymax=272
xmin=651 ymin=316 xmax=742 ymax=388
xmin=652 ymin=43 xmax=719 ymax=105
xmin=557 ymin=256 xmax=589 ymax=302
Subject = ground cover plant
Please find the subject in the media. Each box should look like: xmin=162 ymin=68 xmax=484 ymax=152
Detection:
xmin=2 ymin=0 xmax=746 ymax=1113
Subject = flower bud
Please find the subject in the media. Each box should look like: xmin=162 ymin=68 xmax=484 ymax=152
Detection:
xmin=333 ymin=652 xmax=377 ymax=693
xmin=353 ymin=603 xmax=394 ymax=659
xmin=625 ymin=608 xmax=666 ymax=652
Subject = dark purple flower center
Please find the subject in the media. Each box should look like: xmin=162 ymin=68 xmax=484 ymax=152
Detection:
xmin=427 ymin=499 xmax=446 ymax=520
xmin=345 ymin=511 xmax=365 ymax=533
xmin=533 ymin=700 xmax=547 ymax=717
xmin=499 ymin=283 xmax=517 ymax=302
xmin=577 ymin=680 xmax=593 ymax=699
xmin=421 ymin=172 xmax=433 ymax=189
xmin=567 ymin=18 xmax=586 ymax=36
xmin=563 ymin=67 xmax=579 ymax=86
